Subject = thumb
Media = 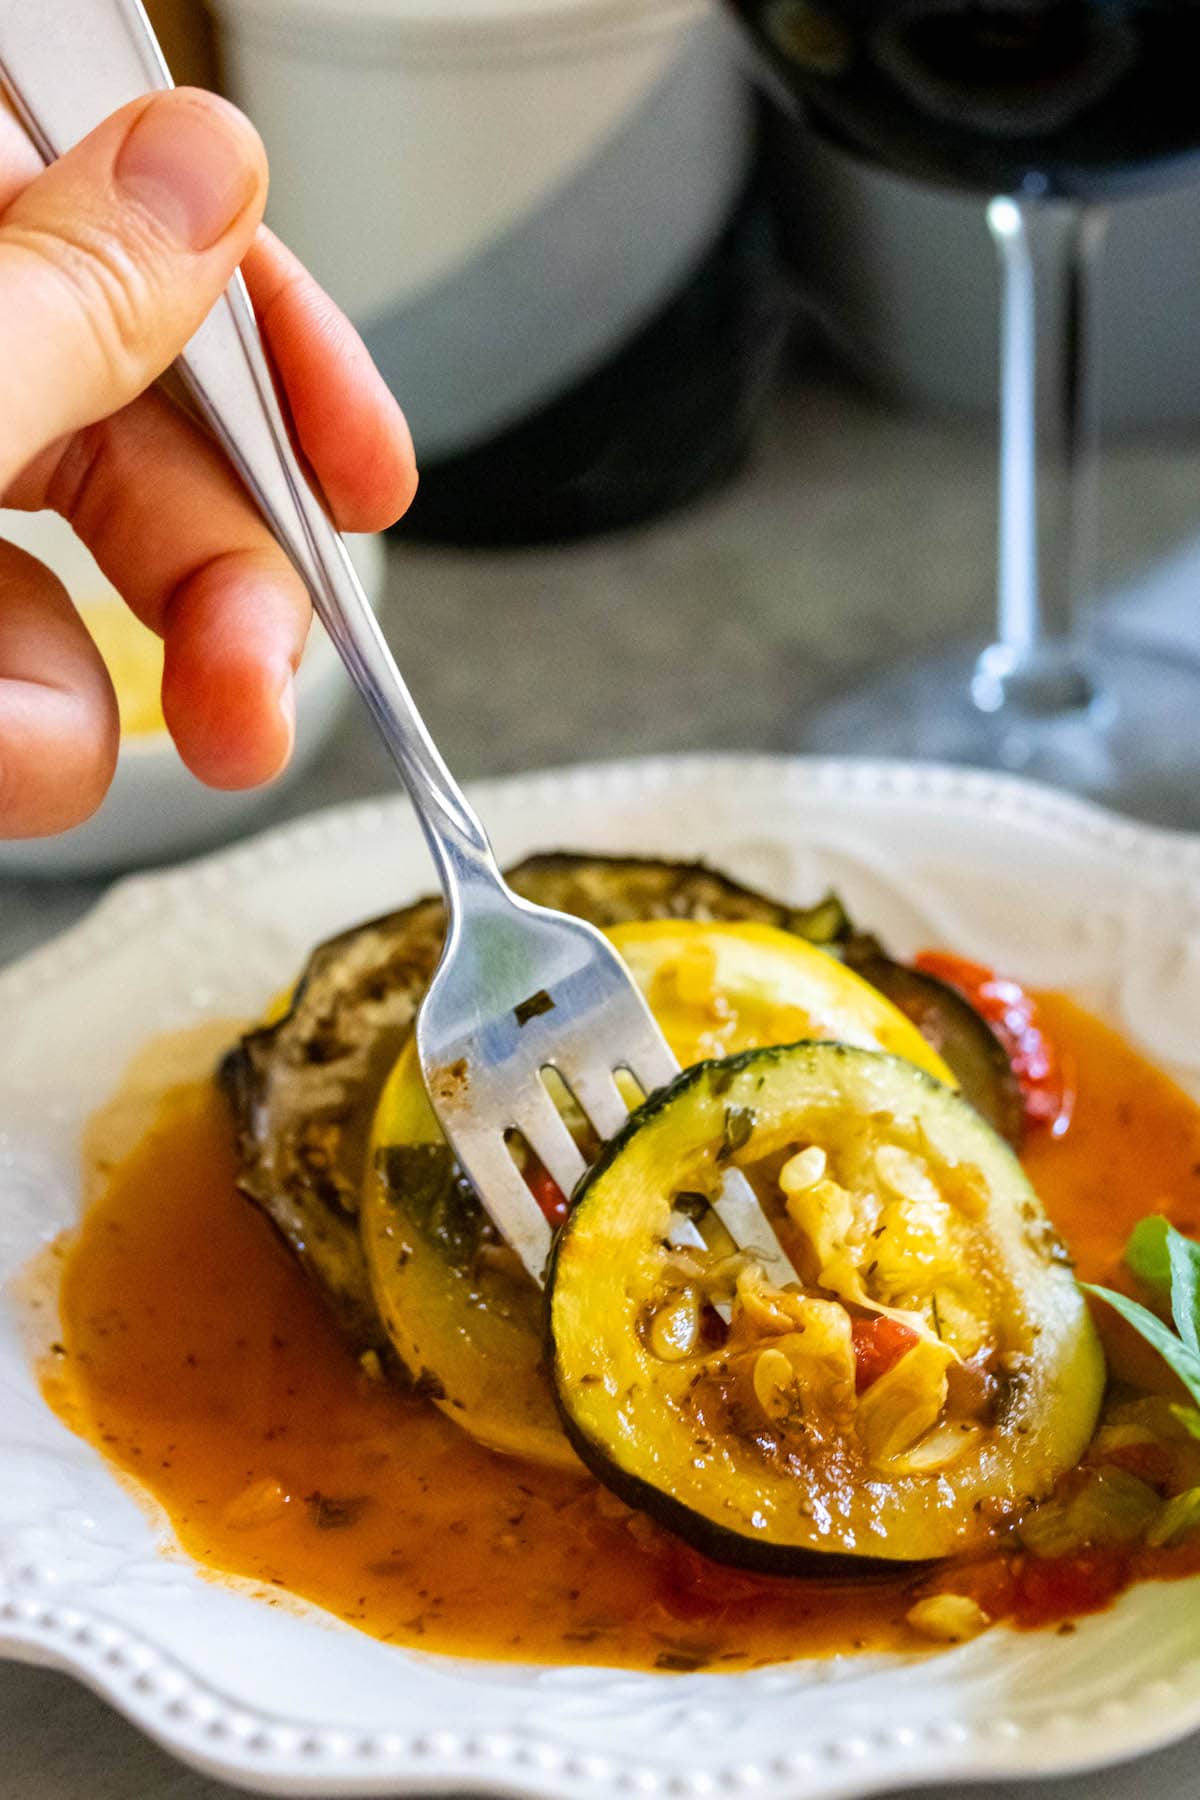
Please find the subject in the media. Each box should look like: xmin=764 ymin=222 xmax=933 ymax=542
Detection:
xmin=0 ymin=88 xmax=267 ymax=490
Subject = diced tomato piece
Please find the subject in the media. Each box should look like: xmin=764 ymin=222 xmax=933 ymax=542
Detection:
xmin=851 ymin=1315 xmax=919 ymax=1393
xmin=1013 ymin=1549 xmax=1129 ymax=1626
xmin=918 ymin=1546 xmax=1131 ymax=1632
xmin=914 ymin=950 xmax=1074 ymax=1137
xmin=653 ymin=1538 xmax=776 ymax=1622
xmin=526 ymin=1160 xmax=568 ymax=1227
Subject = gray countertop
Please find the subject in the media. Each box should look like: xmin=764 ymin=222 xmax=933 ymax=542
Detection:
xmin=4 ymin=359 xmax=1200 ymax=1798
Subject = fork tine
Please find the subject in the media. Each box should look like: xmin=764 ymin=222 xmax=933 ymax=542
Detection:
xmin=551 ymin=1062 xmax=629 ymax=1142
xmin=614 ymin=1025 xmax=799 ymax=1281
xmin=715 ymin=1172 xmax=798 ymax=1285
xmin=510 ymin=1084 xmax=590 ymax=1202
xmin=619 ymin=1035 xmax=681 ymax=1102
xmin=558 ymin=1054 xmax=796 ymax=1283
xmin=418 ymin=893 xmax=803 ymax=1288
xmin=439 ymin=1118 xmax=555 ymax=1279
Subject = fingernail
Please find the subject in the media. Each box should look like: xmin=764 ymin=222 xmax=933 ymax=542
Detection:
xmin=115 ymin=92 xmax=261 ymax=251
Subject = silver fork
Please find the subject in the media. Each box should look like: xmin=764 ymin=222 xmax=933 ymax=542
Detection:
xmin=0 ymin=0 xmax=794 ymax=1285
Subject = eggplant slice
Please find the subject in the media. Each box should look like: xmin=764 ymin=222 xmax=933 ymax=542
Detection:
xmin=220 ymin=854 xmax=846 ymax=1361
xmin=842 ymin=936 xmax=1025 ymax=1147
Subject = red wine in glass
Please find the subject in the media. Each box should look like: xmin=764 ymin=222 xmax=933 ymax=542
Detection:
xmin=737 ymin=2 xmax=1200 ymax=194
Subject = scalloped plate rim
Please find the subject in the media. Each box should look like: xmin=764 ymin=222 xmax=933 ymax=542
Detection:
xmin=3 ymin=750 xmax=1200 ymax=1800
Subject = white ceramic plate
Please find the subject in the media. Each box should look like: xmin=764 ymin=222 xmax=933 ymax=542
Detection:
xmin=3 ymin=753 xmax=1200 ymax=1800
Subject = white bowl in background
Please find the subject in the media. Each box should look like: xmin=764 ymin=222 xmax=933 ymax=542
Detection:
xmin=210 ymin=0 xmax=753 ymax=461
xmin=0 ymin=510 xmax=385 ymax=879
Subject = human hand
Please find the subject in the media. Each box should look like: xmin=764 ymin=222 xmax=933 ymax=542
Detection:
xmin=0 ymin=87 xmax=417 ymax=836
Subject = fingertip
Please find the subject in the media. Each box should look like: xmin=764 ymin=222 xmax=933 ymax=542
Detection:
xmin=163 ymin=640 xmax=296 ymax=790
xmin=0 ymin=684 xmax=119 ymax=835
xmin=160 ymin=552 xmax=306 ymax=791
xmin=113 ymin=88 xmax=268 ymax=256
xmin=0 ymin=544 xmax=119 ymax=836
xmin=172 ymin=87 xmax=267 ymax=166
xmin=0 ymin=89 xmax=271 ymax=484
xmin=334 ymin=386 xmax=418 ymax=533
xmin=245 ymin=230 xmax=418 ymax=531
xmin=289 ymin=312 xmax=418 ymax=530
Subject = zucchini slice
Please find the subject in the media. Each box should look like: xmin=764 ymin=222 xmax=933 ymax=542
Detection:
xmin=363 ymin=922 xmax=955 ymax=1467
xmin=220 ymin=853 xmax=842 ymax=1360
xmin=548 ymin=1042 xmax=1104 ymax=1569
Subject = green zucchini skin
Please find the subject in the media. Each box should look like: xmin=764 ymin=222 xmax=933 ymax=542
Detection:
xmin=550 ymin=1363 xmax=903 ymax=1579
xmin=546 ymin=1048 xmax=882 ymax=1577
xmin=554 ymin=1419 xmax=903 ymax=1579
xmin=547 ymin=1042 xmax=1105 ymax=1574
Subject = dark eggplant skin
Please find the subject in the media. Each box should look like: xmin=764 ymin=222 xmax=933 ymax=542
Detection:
xmin=842 ymin=936 xmax=1025 ymax=1147
xmin=219 ymin=853 xmax=851 ymax=1355
xmin=220 ymin=897 xmax=442 ymax=1358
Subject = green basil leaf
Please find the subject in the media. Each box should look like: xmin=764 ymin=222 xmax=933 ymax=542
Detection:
xmin=1165 ymin=1222 xmax=1200 ymax=1357
xmin=1125 ymin=1218 xmax=1200 ymax=1353
xmin=1125 ymin=1216 xmax=1173 ymax=1297
xmin=1082 ymin=1283 xmax=1200 ymax=1409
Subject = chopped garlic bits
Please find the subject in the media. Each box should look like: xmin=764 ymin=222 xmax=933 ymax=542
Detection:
xmin=906 ymin=1593 xmax=993 ymax=1644
xmin=781 ymin=1126 xmax=992 ymax=1355
xmin=779 ymin=1144 xmax=827 ymax=1194
xmin=647 ymin=1286 xmax=701 ymax=1361
xmin=647 ymin=1114 xmax=1003 ymax=1473
xmin=743 ymin=1298 xmax=858 ymax=1428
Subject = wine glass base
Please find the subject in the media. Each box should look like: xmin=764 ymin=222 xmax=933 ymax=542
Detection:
xmin=797 ymin=635 xmax=1200 ymax=833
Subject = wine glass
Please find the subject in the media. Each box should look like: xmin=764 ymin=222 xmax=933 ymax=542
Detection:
xmin=727 ymin=0 xmax=1200 ymax=828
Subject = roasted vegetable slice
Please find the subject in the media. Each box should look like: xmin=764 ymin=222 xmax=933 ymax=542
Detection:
xmin=363 ymin=921 xmax=955 ymax=1465
xmin=548 ymin=1042 xmax=1104 ymax=1570
xmin=220 ymin=854 xmax=841 ymax=1358
xmin=221 ymin=847 xmax=1022 ymax=1426
xmin=614 ymin=922 xmax=953 ymax=1079
xmin=843 ymin=936 xmax=1024 ymax=1146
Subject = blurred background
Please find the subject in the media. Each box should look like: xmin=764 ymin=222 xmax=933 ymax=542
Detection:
xmin=6 ymin=12 xmax=1200 ymax=1792
xmin=2 ymin=0 xmax=1200 ymax=931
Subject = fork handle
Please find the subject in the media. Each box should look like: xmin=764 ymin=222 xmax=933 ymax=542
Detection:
xmin=0 ymin=0 xmax=498 ymax=893
xmin=182 ymin=279 xmax=497 ymax=887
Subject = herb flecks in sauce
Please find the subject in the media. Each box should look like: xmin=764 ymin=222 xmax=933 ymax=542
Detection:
xmin=42 ymin=996 xmax=1200 ymax=1668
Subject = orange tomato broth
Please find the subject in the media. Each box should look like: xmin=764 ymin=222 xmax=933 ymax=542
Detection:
xmin=42 ymin=994 xmax=1200 ymax=1670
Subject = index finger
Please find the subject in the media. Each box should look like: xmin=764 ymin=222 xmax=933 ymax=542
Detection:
xmin=243 ymin=228 xmax=417 ymax=532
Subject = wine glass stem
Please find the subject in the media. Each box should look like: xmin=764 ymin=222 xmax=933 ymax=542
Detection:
xmin=973 ymin=197 xmax=1109 ymax=719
